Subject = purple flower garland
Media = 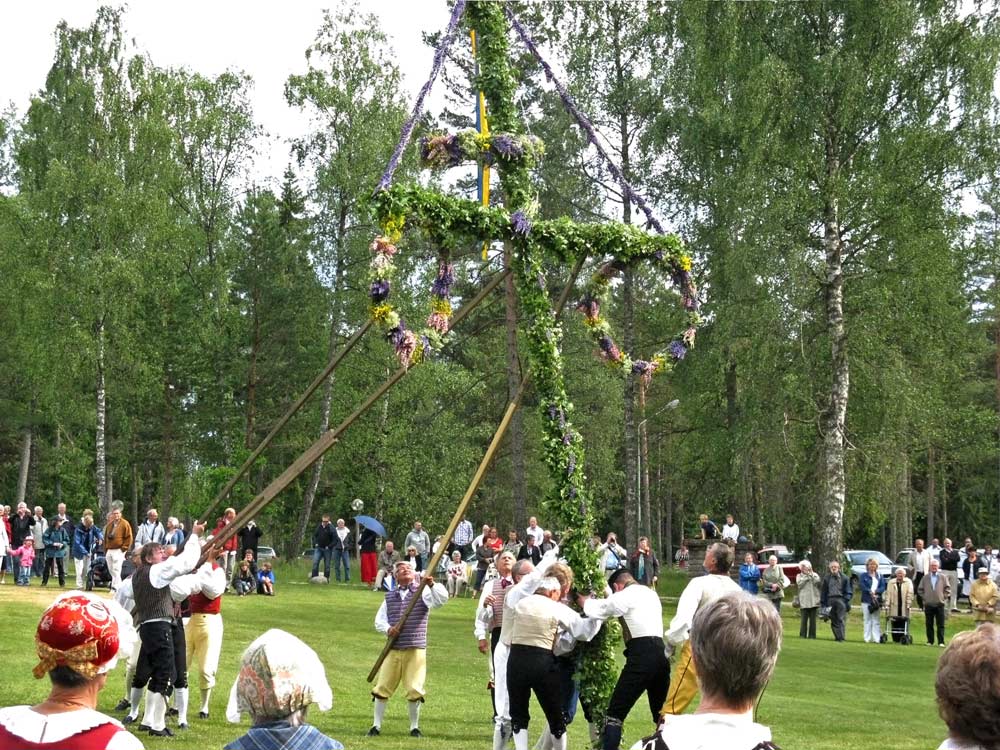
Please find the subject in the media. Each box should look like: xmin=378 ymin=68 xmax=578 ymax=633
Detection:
xmin=376 ymin=0 xmax=469 ymax=193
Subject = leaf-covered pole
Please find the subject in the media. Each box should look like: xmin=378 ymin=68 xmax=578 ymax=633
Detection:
xmin=465 ymin=0 xmax=618 ymax=730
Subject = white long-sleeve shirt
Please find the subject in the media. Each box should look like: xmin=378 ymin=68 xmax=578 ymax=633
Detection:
xmin=721 ymin=523 xmax=740 ymax=542
xmin=147 ymin=532 xmax=203 ymax=590
xmin=583 ymin=582 xmax=663 ymax=639
xmin=665 ymin=573 xmax=741 ymax=647
xmin=374 ymin=582 xmax=448 ymax=634
xmin=912 ymin=549 xmax=931 ymax=576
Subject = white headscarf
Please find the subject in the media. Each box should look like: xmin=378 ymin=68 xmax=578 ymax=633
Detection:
xmin=226 ymin=629 xmax=333 ymax=723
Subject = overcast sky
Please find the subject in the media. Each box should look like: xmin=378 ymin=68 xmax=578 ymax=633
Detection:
xmin=2 ymin=1 xmax=453 ymax=185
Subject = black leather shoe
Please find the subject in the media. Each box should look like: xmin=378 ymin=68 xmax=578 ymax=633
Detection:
xmin=121 ymin=716 xmax=137 ymax=725
xmin=148 ymin=727 xmax=174 ymax=737
xmin=139 ymin=725 xmax=151 ymax=732
xmin=410 ymin=728 xmax=423 ymax=738
xmin=366 ymin=726 xmax=380 ymax=737
xmin=114 ymin=699 xmax=130 ymax=712
xmin=198 ymin=711 xmax=209 ymax=719
xmin=167 ymin=707 xmax=178 ymax=717
xmin=177 ymin=723 xmax=188 ymax=730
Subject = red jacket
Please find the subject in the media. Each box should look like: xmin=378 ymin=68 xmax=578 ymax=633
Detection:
xmin=213 ymin=519 xmax=239 ymax=551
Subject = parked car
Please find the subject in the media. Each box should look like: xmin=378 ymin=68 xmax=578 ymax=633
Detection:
xmin=842 ymin=550 xmax=906 ymax=585
xmin=894 ymin=548 xmax=916 ymax=578
xmin=756 ymin=546 xmax=800 ymax=581
xmin=257 ymin=546 xmax=278 ymax=561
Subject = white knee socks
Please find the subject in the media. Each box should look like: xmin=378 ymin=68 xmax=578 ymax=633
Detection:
xmin=373 ymin=698 xmax=388 ymax=729
xmin=550 ymin=731 xmax=567 ymax=750
xmin=408 ymin=700 xmax=421 ymax=730
xmin=146 ymin=692 xmax=167 ymax=732
xmin=533 ymin=725 xmax=552 ymax=750
xmin=174 ymin=687 xmax=189 ymax=726
xmin=128 ymin=687 xmax=144 ymax=721
xmin=513 ymin=729 xmax=530 ymax=750
xmin=493 ymin=722 xmax=507 ymax=750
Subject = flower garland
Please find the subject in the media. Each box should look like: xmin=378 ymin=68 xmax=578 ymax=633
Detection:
xmin=419 ymin=129 xmax=544 ymax=171
xmin=576 ymin=254 xmax=701 ymax=387
xmin=367 ymin=212 xmax=450 ymax=368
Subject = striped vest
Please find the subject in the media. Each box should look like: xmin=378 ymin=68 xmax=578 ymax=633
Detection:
xmin=132 ymin=564 xmax=174 ymax=625
xmin=489 ymin=577 xmax=511 ymax=631
xmin=385 ymin=584 xmax=429 ymax=650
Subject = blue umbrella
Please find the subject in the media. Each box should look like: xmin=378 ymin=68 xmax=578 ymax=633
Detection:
xmin=354 ymin=515 xmax=387 ymax=537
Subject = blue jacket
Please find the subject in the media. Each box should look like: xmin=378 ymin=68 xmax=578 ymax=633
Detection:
xmin=859 ymin=572 xmax=887 ymax=604
xmin=739 ymin=563 xmax=761 ymax=594
xmin=44 ymin=527 xmax=70 ymax=558
xmin=73 ymin=525 xmax=103 ymax=559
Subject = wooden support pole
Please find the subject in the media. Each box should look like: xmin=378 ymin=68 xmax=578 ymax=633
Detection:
xmin=367 ymin=378 xmax=527 ymax=683
xmin=366 ymin=255 xmax=585 ymax=682
xmin=202 ymin=268 xmax=511 ymax=558
xmin=198 ymin=319 xmax=373 ymax=525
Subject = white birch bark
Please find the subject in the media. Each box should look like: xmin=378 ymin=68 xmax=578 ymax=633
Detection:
xmin=16 ymin=426 xmax=31 ymax=506
xmin=95 ymin=318 xmax=109 ymax=515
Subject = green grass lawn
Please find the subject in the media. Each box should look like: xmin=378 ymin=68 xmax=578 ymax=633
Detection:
xmin=0 ymin=562 xmax=971 ymax=749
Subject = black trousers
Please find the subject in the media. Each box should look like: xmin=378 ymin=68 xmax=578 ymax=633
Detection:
xmin=607 ymin=637 xmax=670 ymax=724
xmin=42 ymin=557 xmax=65 ymax=586
xmin=925 ymin=603 xmax=946 ymax=645
xmin=828 ymin=598 xmax=847 ymax=641
xmin=489 ymin=627 xmax=501 ymax=717
xmin=508 ymin=644 xmax=566 ymax=738
xmin=799 ymin=607 xmax=817 ymax=638
xmin=172 ymin=618 xmax=188 ymax=689
xmin=913 ymin=573 xmax=925 ymax=607
xmin=134 ymin=621 xmax=176 ymax=695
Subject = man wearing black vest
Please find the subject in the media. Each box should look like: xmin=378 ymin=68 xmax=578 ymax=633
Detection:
xmin=579 ymin=569 xmax=669 ymax=750
xmin=127 ymin=521 xmax=205 ymax=737
xmin=369 ymin=560 xmax=448 ymax=738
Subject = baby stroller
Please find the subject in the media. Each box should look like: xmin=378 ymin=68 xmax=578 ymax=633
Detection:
xmin=879 ymin=609 xmax=912 ymax=644
xmin=86 ymin=542 xmax=113 ymax=591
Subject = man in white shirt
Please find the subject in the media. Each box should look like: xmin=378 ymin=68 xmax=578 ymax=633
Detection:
xmin=912 ymin=538 xmax=931 ymax=607
xmin=637 ymin=593 xmax=782 ymax=750
xmin=369 ymin=560 xmax=448 ymax=738
xmin=134 ymin=509 xmax=166 ymax=551
xmin=661 ymin=542 xmax=741 ymax=716
xmin=525 ymin=517 xmax=545 ymax=546
xmin=720 ymin=514 xmax=740 ymax=544
xmin=581 ymin=569 xmax=668 ymax=750
xmin=121 ymin=522 xmax=205 ymax=736
xmin=928 ymin=538 xmax=942 ymax=561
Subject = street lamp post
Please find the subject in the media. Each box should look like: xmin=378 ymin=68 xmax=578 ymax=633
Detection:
xmin=637 ymin=399 xmax=679 ymax=556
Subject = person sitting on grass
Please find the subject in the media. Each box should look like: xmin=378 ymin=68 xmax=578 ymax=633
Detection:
xmin=235 ymin=561 xmax=255 ymax=596
xmin=258 ymin=562 xmax=275 ymax=596
xmin=634 ymin=593 xmax=782 ymax=750
xmin=11 ymin=534 xmax=36 ymax=586
xmin=446 ymin=550 xmax=468 ymax=597
xmin=934 ymin=622 xmax=1000 ymax=750
xmin=0 ymin=592 xmax=142 ymax=750
xmin=225 ymin=628 xmax=342 ymax=750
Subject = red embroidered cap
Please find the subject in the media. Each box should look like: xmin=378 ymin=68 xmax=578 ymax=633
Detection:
xmin=34 ymin=594 xmax=120 ymax=679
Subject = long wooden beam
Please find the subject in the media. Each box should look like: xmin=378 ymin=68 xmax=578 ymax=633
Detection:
xmin=203 ymin=268 xmax=511 ymax=557
xmin=198 ymin=319 xmax=374 ymax=526
xmin=366 ymin=253 xmax=585 ymax=682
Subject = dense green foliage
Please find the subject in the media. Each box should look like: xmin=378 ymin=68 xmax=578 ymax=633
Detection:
xmin=1 ymin=0 xmax=999 ymax=572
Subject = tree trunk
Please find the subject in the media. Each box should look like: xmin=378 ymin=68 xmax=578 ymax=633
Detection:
xmin=376 ymin=366 xmax=390 ymax=523
xmin=292 ymin=201 xmax=348 ymax=557
xmin=622 ymin=265 xmax=638 ymax=548
xmin=659 ymin=436 xmax=672 ymax=564
xmin=131 ymin=461 xmax=139 ymax=529
xmin=246 ymin=292 xmax=260 ymax=449
xmin=640 ymin=396 xmax=652 ymax=539
xmin=815 ymin=130 xmax=849 ymax=567
xmin=16 ymin=426 xmax=31 ymax=506
xmin=926 ymin=446 xmax=936 ymax=541
xmin=54 ymin=427 xmax=62 ymax=505
xmin=941 ymin=463 xmax=949 ymax=540
xmin=161 ymin=377 xmax=175 ymax=519
xmin=503 ymin=242 xmax=528 ymax=531
xmin=95 ymin=317 xmax=109 ymax=515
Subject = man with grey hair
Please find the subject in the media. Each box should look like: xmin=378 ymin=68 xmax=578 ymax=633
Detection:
xmin=635 ymin=593 xmax=782 ymax=750
xmin=661 ymin=542 xmax=741 ymax=716
xmin=134 ymin=508 xmax=166 ymax=550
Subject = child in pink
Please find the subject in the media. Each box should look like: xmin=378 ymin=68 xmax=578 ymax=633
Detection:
xmin=11 ymin=536 xmax=35 ymax=586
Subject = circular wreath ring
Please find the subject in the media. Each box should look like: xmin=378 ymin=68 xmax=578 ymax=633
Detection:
xmin=575 ymin=251 xmax=700 ymax=386
xmin=367 ymin=211 xmax=454 ymax=368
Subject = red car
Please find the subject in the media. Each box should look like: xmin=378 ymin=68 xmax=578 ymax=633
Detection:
xmin=756 ymin=546 xmax=801 ymax=581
